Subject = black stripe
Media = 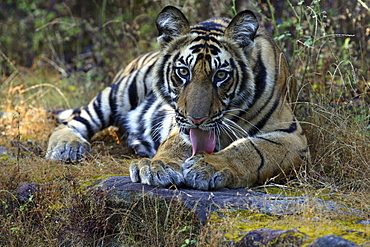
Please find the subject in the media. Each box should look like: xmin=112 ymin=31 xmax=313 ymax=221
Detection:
xmin=190 ymin=28 xmax=225 ymax=37
xmin=150 ymin=104 xmax=165 ymax=150
xmin=214 ymin=56 xmax=221 ymax=68
xmin=252 ymin=52 xmax=267 ymax=105
xmin=210 ymin=44 xmax=221 ymax=55
xmin=134 ymin=140 xmax=153 ymax=158
xmin=155 ymin=55 xmax=173 ymax=104
xmin=229 ymin=61 xmax=262 ymax=124
xmin=205 ymin=54 xmax=212 ymax=67
xmin=72 ymin=108 xmax=81 ymax=115
xmin=114 ymin=73 xmax=126 ymax=85
xmin=274 ymin=119 xmax=297 ymax=133
xmin=142 ymin=63 xmax=155 ymax=95
xmin=192 ymin=20 xmax=227 ymax=29
xmin=299 ymin=148 xmax=309 ymax=161
xmin=142 ymin=50 xmax=157 ymax=64
xmin=231 ymin=54 xmax=277 ymax=125
xmin=298 ymin=147 xmax=308 ymax=161
xmin=256 ymin=136 xmax=282 ymax=145
xmin=226 ymin=59 xmax=239 ymax=104
xmin=248 ymin=93 xmax=281 ymax=136
xmin=137 ymin=103 xmax=148 ymax=138
xmin=195 ymin=52 xmax=204 ymax=64
xmin=74 ymin=115 xmax=94 ymax=139
xmin=108 ymin=84 xmax=118 ymax=125
xmin=93 ymin=93 xmax=107 ymax=128
xmin=229 ymin=60 xmax=253 ymax=109
xmin=300 ymin=155 xmax=308 ymax=162
xmin=185 ymin=53 xmax=194 ymax=65
xmin=128 ymin=80 xmax=138 ymax=109
xmin=189 ymin=44 xmax=204 ymax=53
xmin=250 ymin=141 xmax=264 ymax=182
xmin=84 ymin=106 xmax=100 ymax=130
xmin=190 ymin=36 xmax=222 ymax=48
xmin=189 ymin=43 xmax=221 ymax=56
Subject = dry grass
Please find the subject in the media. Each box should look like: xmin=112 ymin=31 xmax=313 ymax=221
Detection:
xmin=0 ymin=0 xmax=369 ymax=246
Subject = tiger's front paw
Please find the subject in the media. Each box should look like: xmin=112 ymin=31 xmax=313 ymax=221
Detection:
xmin=46 ymin=126 xmax=91 ymax=162
xmin=130 ymin=158 xmax=184 ymax=187
xmin=182 ymin=154 xmax=233 ymax=190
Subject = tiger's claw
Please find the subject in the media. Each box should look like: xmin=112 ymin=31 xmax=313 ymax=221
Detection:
xmin=130 ymin=158 xmax=184 ymax=187
xmin=182 ymin=154 xmax=232 ymax=190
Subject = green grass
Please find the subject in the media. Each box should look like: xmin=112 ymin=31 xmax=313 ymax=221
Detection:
xmin=0 ymin=0 xmax=369 ymax=246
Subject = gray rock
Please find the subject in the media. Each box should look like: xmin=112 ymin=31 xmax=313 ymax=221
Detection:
xmin=91 ymin=175 xmax=357 ymax=224
xmin=307 ymin=234 xmax=359 ymax=247
xmin=16 ymin=182 xmax=41 ymax=202
xmin=0 ymin=145 xmax=7 ymax=155
xmin=358 ymin=220 xmax=370 ymax=225
xmin=235 ymin=228 xmax=307 ymax=247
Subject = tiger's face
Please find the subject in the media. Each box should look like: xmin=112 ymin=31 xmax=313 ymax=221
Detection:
xmin=153 ymin=7 xmax=259 ymax=155
xmin=168 ymin=42 xmax=255 ymax=154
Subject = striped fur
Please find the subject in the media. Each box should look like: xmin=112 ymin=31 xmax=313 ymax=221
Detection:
xmin=46 ymin=6 xmax=309 ymax=190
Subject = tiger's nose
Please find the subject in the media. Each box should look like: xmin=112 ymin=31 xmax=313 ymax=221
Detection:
xmin=187 ymin=115 xmax=208 ymax=125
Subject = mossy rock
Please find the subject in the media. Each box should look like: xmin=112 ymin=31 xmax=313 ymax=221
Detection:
xmin=88 ymin=175 xmax=369 ymax=246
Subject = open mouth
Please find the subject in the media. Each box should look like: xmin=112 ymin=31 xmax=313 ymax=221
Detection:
xmin=189 ymin=128 xmax=216 ymax=156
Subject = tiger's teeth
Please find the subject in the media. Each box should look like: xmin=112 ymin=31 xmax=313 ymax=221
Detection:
xmin=189 ymin=128 xmax=216 ymax=156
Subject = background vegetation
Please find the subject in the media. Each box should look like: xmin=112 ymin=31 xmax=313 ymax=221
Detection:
xmin=0 ymin=0 xmax=369 ymax=246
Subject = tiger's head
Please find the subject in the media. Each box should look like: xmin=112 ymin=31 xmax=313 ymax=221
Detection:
xmin=153 ymin=6 xmax=260 ymax=155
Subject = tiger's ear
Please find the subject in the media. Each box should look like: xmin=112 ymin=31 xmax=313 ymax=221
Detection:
xmin=156 ymin=6 xmax=190 ymax=48
xmin=225 ymin=10 xmax=259 ymax=50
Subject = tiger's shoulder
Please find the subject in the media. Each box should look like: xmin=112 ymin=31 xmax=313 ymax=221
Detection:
xmin=251 ymin=28 xmax=294 ymax=102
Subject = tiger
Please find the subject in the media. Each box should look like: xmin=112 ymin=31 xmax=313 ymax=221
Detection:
xmin=46 ymin=6 xmax=309 ymax=190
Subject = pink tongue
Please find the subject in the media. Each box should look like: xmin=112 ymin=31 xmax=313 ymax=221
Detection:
xmin=189 ymin=128 xmax=216 ymax=156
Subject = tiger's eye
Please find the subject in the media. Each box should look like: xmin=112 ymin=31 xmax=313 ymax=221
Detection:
xmin=216 ymin=71 xmax=227 ymax=80
xmin=178 ymin=67 xmax=189 ymax=77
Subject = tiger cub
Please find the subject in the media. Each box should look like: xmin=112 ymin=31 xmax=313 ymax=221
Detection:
xmin=46 ymin=6 xmax=309 ymax=190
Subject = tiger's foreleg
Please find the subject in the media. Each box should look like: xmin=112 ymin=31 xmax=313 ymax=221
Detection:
xmin=130 ymin=129 xmax=308 ymax=190
xmin=46 ymin=85 xmax=115 ymax=161
xmin=183 ymin=131 xmax=309 ymax=190
xmin=130 ymin=129 xmax=192 ymax=187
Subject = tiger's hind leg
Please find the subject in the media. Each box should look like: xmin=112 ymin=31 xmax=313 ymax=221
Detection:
xmin=46 ymin=58 xmax=157 ymax=162
xmin=46 ymin=125 xmax=91 ymax=162
xmin=46 ymin=85 xmax=117 ymax=161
